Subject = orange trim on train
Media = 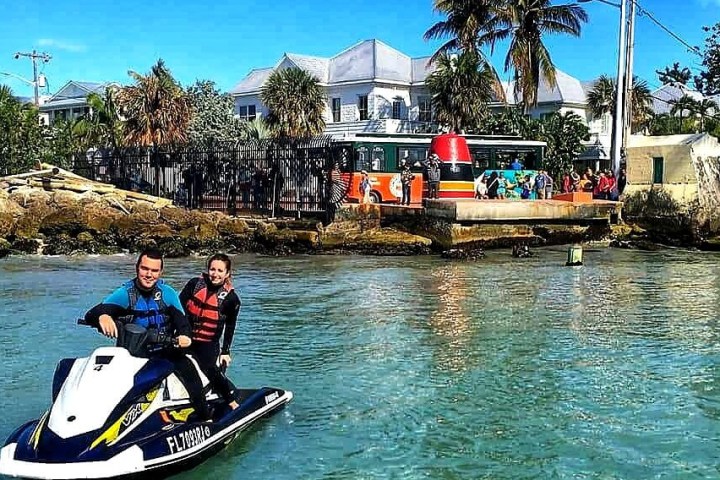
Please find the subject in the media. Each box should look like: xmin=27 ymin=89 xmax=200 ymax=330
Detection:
xmin=343 ymin=172 xmax=424 ymax=204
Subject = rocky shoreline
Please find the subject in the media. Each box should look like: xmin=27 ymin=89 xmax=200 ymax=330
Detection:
xmin=0 ymin=174 xmax=716 ymax=259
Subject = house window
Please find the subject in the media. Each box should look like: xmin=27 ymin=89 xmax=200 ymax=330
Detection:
xmin=653 ymin=157 xmax=664 ymax=184
xmin=418 ymin=96 xmax=432 ymax=122
xmin=332 ymin=98 xmax=341 ymax=123
xmin=358 ymin=95 xmax=369 ymax=121
xmin=238 ymin=105 xmax=257 ymax=121
xmin=392 ymin=99 xmax=403 ymax=120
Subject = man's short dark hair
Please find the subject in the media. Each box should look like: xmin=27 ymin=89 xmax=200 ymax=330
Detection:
xmin=136 ymin=248 xmax=164 ymax=270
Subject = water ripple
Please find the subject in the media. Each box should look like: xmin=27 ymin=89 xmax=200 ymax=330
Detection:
xmin=3 ymin=250 xmax=720 ymax=479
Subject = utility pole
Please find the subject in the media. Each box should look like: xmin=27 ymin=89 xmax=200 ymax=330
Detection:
xmin=622 ymin=0 xmax=636 ymax=160
xmin=13 ymin=50 xmax=51 ymax=106
xmin=610 ymin=0 xmax=628 ymax=175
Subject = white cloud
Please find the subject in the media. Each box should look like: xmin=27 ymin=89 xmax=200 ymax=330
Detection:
xmin=36 ymin=38 xmax=87 ymax=53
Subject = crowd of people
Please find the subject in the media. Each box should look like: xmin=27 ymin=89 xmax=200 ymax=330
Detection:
xmin=474 ymin=166 xmax=627 ymax=201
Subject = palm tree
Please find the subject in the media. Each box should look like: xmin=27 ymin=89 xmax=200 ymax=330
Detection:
xmin=85 ymin=88 xmax=124 ymax=151
xmin=587 ymin=75 xmax=654 ymax=132
xmin=240 ymin=117 xmax=271 ymax=142
xmin=669 ymin=95 xmax=699 ymax=125
xmin=118 ymin=59 xmax=191 ymax=147
xmin=425 ymin=51 xmax=499 ymax=133
xmin=260 ymin=67 xmax=326 ymax=138
xmin=424 ymin=0 xmax=496 ymax=61
xmin=691 ymin=98 xmax=718 ymax=131
xmin=488 ymin=0 xmax=588 ymax=110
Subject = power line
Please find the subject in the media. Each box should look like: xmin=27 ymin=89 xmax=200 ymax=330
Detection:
xmin=633 ymin=0 xmax=703 ymax=58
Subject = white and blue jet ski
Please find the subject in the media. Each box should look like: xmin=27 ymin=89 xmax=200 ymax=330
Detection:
xmin=0 ymin=322 xmax=293 ymax=480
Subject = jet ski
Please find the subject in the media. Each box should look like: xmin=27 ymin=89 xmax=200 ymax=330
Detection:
xmin=0 ymin=322 xmax=293 ymax=480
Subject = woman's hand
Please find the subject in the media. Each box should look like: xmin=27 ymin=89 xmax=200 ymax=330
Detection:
xmin=176 ymin=335 xmax=192 ymax=348
xmin=220 ymin=354 xmax=232 ymax=367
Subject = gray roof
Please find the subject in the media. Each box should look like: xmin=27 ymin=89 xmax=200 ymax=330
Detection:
xmin=412 ymin=56 xmax=434 ymax=83
xmin=651 ymin=82 xmax=705 ymax=115
xmin=502 ymin=69 xmax=587 ymax=105
xmin=230 ymin=67 xmax=274 ymax=94
xmin=41 ymin=80 xmax=110 ymax=110
xmin=231 ymin=39 xmax=436 ymax=96
xmin=284 ymin=54 xmax=329 ymax=82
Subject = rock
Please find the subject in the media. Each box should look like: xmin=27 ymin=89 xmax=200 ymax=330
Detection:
xmin=11 ymin=237 xmax=41 ymax=254
xmin=44 ymin=233 xmax=78 ymax=255
xmin=609 ymin=239 xmax=662 ymax=251
xmin=218 ymin=216 xmax=250 ymax=236
xmin=14 ymin=201 xmax=52 ymax=239
xmin=512 ymin=244 xmax=533 ymax=258
xmin=0 ymin=237 xmax=10 ymax=258
xmin=8 ymin=187 xmax=51 ymax=209
xmin=0 ymin=211 xmax=17 ymax=238
xmin=441 ymin=248 xmax=485 ymax=260
xmin=321 ymin=227 xmax=432 ymax=255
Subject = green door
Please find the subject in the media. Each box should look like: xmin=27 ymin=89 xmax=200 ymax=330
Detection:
xmin=652 ymin=157 xmax=664 ymax=184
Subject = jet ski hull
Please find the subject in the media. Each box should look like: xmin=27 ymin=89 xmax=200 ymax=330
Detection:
xmin=0 ymin=388 xmax=293 ymax=480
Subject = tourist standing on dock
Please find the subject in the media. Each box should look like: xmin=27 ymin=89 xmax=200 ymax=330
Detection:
xmin=487 ymin=171 xmax=499 ymax=199
xmin=570 ymin=170 xmax=581 ymax=192
xmin=544 ymin=172 xmax=554 ymax=199
xmin=561 ymin=173 xmax=571 ymax=194
xmin=425 ymin=154 xmax=441 ymax=199
xmin=607 ymin=170 xmax=619 ymax=201
xmin=359 ymin=170 xmax=371 ymax=204
xmin=400 ymin=161 xmax=415 ymax=206
xmin=534 ymin=170 xmax=547 ymax=199
xmin=617 ymin=168 xmax=627 ymax=196
xmin=497 ymin=172 xmax=507 ymax=200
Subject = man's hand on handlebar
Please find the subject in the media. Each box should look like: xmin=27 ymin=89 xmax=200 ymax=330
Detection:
xmin=99 ymin=315 xmax=118 ymax=338
xmin=176 ymin=335 xmax=192 ymax=348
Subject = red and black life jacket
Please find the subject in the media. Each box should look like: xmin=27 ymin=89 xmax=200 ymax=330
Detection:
xmin=185 ymin=276 xmax=234 ymax=343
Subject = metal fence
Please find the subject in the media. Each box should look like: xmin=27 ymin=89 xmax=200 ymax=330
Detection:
xmin=72 ymin=137 xmax=349 ymax=218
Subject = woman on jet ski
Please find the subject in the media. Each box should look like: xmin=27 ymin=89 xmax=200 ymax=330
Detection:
xmin=180 ymin=253 xmax=241 ymax=410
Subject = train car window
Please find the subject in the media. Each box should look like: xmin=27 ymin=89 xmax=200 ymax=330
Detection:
xmin=371 ymin=146 xmax=386 ymax=171
xmin=397 ymin=147 xmax=428 ymax=172
xmin=355 ymin=146 xmax=369 ymax=171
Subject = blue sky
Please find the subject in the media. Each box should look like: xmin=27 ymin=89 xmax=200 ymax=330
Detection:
xmin=0 ymin=0 xmax=717 ymax=99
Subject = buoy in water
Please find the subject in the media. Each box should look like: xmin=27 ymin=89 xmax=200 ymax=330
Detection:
xmin=566 ymin=245 xmax=583 ymax=266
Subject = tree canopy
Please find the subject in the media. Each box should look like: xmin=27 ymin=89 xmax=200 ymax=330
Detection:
xmin=186 ymin=80 xmax=245 ymax=145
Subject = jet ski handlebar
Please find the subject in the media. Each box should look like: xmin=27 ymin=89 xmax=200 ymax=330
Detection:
xmin=77 ymin=318 xmax=179 ymax=355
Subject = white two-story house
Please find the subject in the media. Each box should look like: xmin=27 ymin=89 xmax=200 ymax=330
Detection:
xmin=39 ymin=80 xmax=113 ymax=125
xmin=230 ymin=39 xmax=436 ymax=136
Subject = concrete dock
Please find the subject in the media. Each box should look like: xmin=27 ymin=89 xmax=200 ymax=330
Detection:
xmin=381 ymin=198 xmax=622 ymax=224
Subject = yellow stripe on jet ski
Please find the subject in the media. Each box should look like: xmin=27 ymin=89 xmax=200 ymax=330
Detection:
xmin=30 ymin=411 xmax=48 ymax=451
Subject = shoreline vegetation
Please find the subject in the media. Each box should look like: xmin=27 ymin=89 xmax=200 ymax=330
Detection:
xmin=1 ymin=167 xmax=718 ymax=259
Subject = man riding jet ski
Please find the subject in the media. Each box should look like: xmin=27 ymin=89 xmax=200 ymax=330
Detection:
xmin=0 ymin=250 xmax=292 ymax=479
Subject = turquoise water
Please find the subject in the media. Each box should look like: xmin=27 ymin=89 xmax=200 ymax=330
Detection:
xmin=2 ymin=249 xmax=720 ymax=479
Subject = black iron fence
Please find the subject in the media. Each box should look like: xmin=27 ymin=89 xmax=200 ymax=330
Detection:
xmin=72 ymin=137 xmax=350 ymax=218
